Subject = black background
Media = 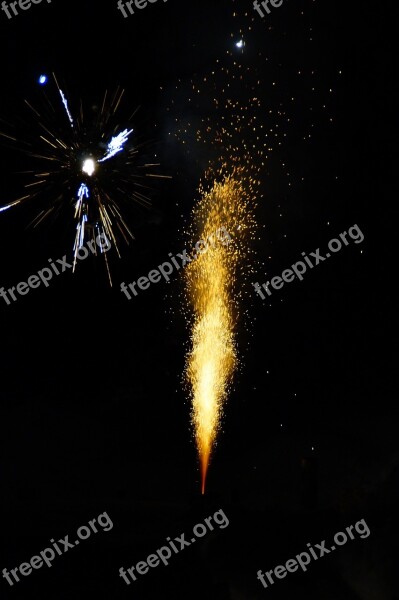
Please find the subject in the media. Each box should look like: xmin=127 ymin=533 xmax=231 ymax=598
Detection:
xmin=0 ymin=0 xmax=397 ymax=598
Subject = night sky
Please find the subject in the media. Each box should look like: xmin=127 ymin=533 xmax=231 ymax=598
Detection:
xmin=0 ymin=1 xmax=397 ymax=599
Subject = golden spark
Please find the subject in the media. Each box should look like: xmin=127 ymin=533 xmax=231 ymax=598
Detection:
xmin=185 ymin=167 xmax=257 ymax=494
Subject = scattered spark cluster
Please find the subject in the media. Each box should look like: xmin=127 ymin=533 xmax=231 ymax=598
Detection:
xmin=0 ymin=73 xmax=168 ymax=282
xmin=165 ymin=1 xmax=341 ymax=197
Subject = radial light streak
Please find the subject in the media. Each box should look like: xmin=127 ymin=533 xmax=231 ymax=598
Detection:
xmin=74 ymin=213 xmax=88 ymax=252
xmin=59 ymin=89 xmax=74 ymax=128
xmin=98 ymin=128 xmax=133 ymax=163
xmin=73 ymin=184 xmax=89 ymax=261
xmin=185 ymin=168 xmax=257 ymax=494
xmin=76 ymin=182 xmax=89 ymax=209
xmin=0 ymin=199 xmax=23 ymax=213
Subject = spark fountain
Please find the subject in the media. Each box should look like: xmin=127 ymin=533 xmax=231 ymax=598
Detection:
xmin=184 ymin=167 xmax=257 ymax=494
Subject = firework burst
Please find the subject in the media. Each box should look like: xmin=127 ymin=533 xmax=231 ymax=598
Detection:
xmin=0 ymin=73 xmax=170 ymax=283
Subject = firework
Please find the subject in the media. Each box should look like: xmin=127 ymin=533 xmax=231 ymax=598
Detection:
xmin=167 ymin=30 xmax=264 ymax=493
xmin=0 ymin=73 xmax=170 ymax=283
xmin=168 ymin=36 xmax=264 ymax=493
xmin=167 ymin=0 xmax=337 ymax=493
xmin=184 ymin=167 xmax=257 ymax=494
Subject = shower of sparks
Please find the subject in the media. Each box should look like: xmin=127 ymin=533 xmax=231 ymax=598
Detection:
xmin=0 ymin=72 xmax=170 ymax=282
xmin=165 ymin=0 xmax=338 ymax=492
xmin=164 ymin=4 xmax=267 ymax=493
xmin=184 ymin=167 xmax=258 ymax=494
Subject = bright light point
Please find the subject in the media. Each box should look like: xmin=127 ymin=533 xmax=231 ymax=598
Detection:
xmin=236 ymin=40 xmax=244 ymax=48
xmin=38 ymin=74 xmax=47 ymax=85
xmin=82 ymin=158 xmax=96 ymax=177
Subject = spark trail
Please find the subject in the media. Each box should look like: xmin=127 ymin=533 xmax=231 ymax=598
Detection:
xmin=185 ymin=168 xmax=257 ymax=494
